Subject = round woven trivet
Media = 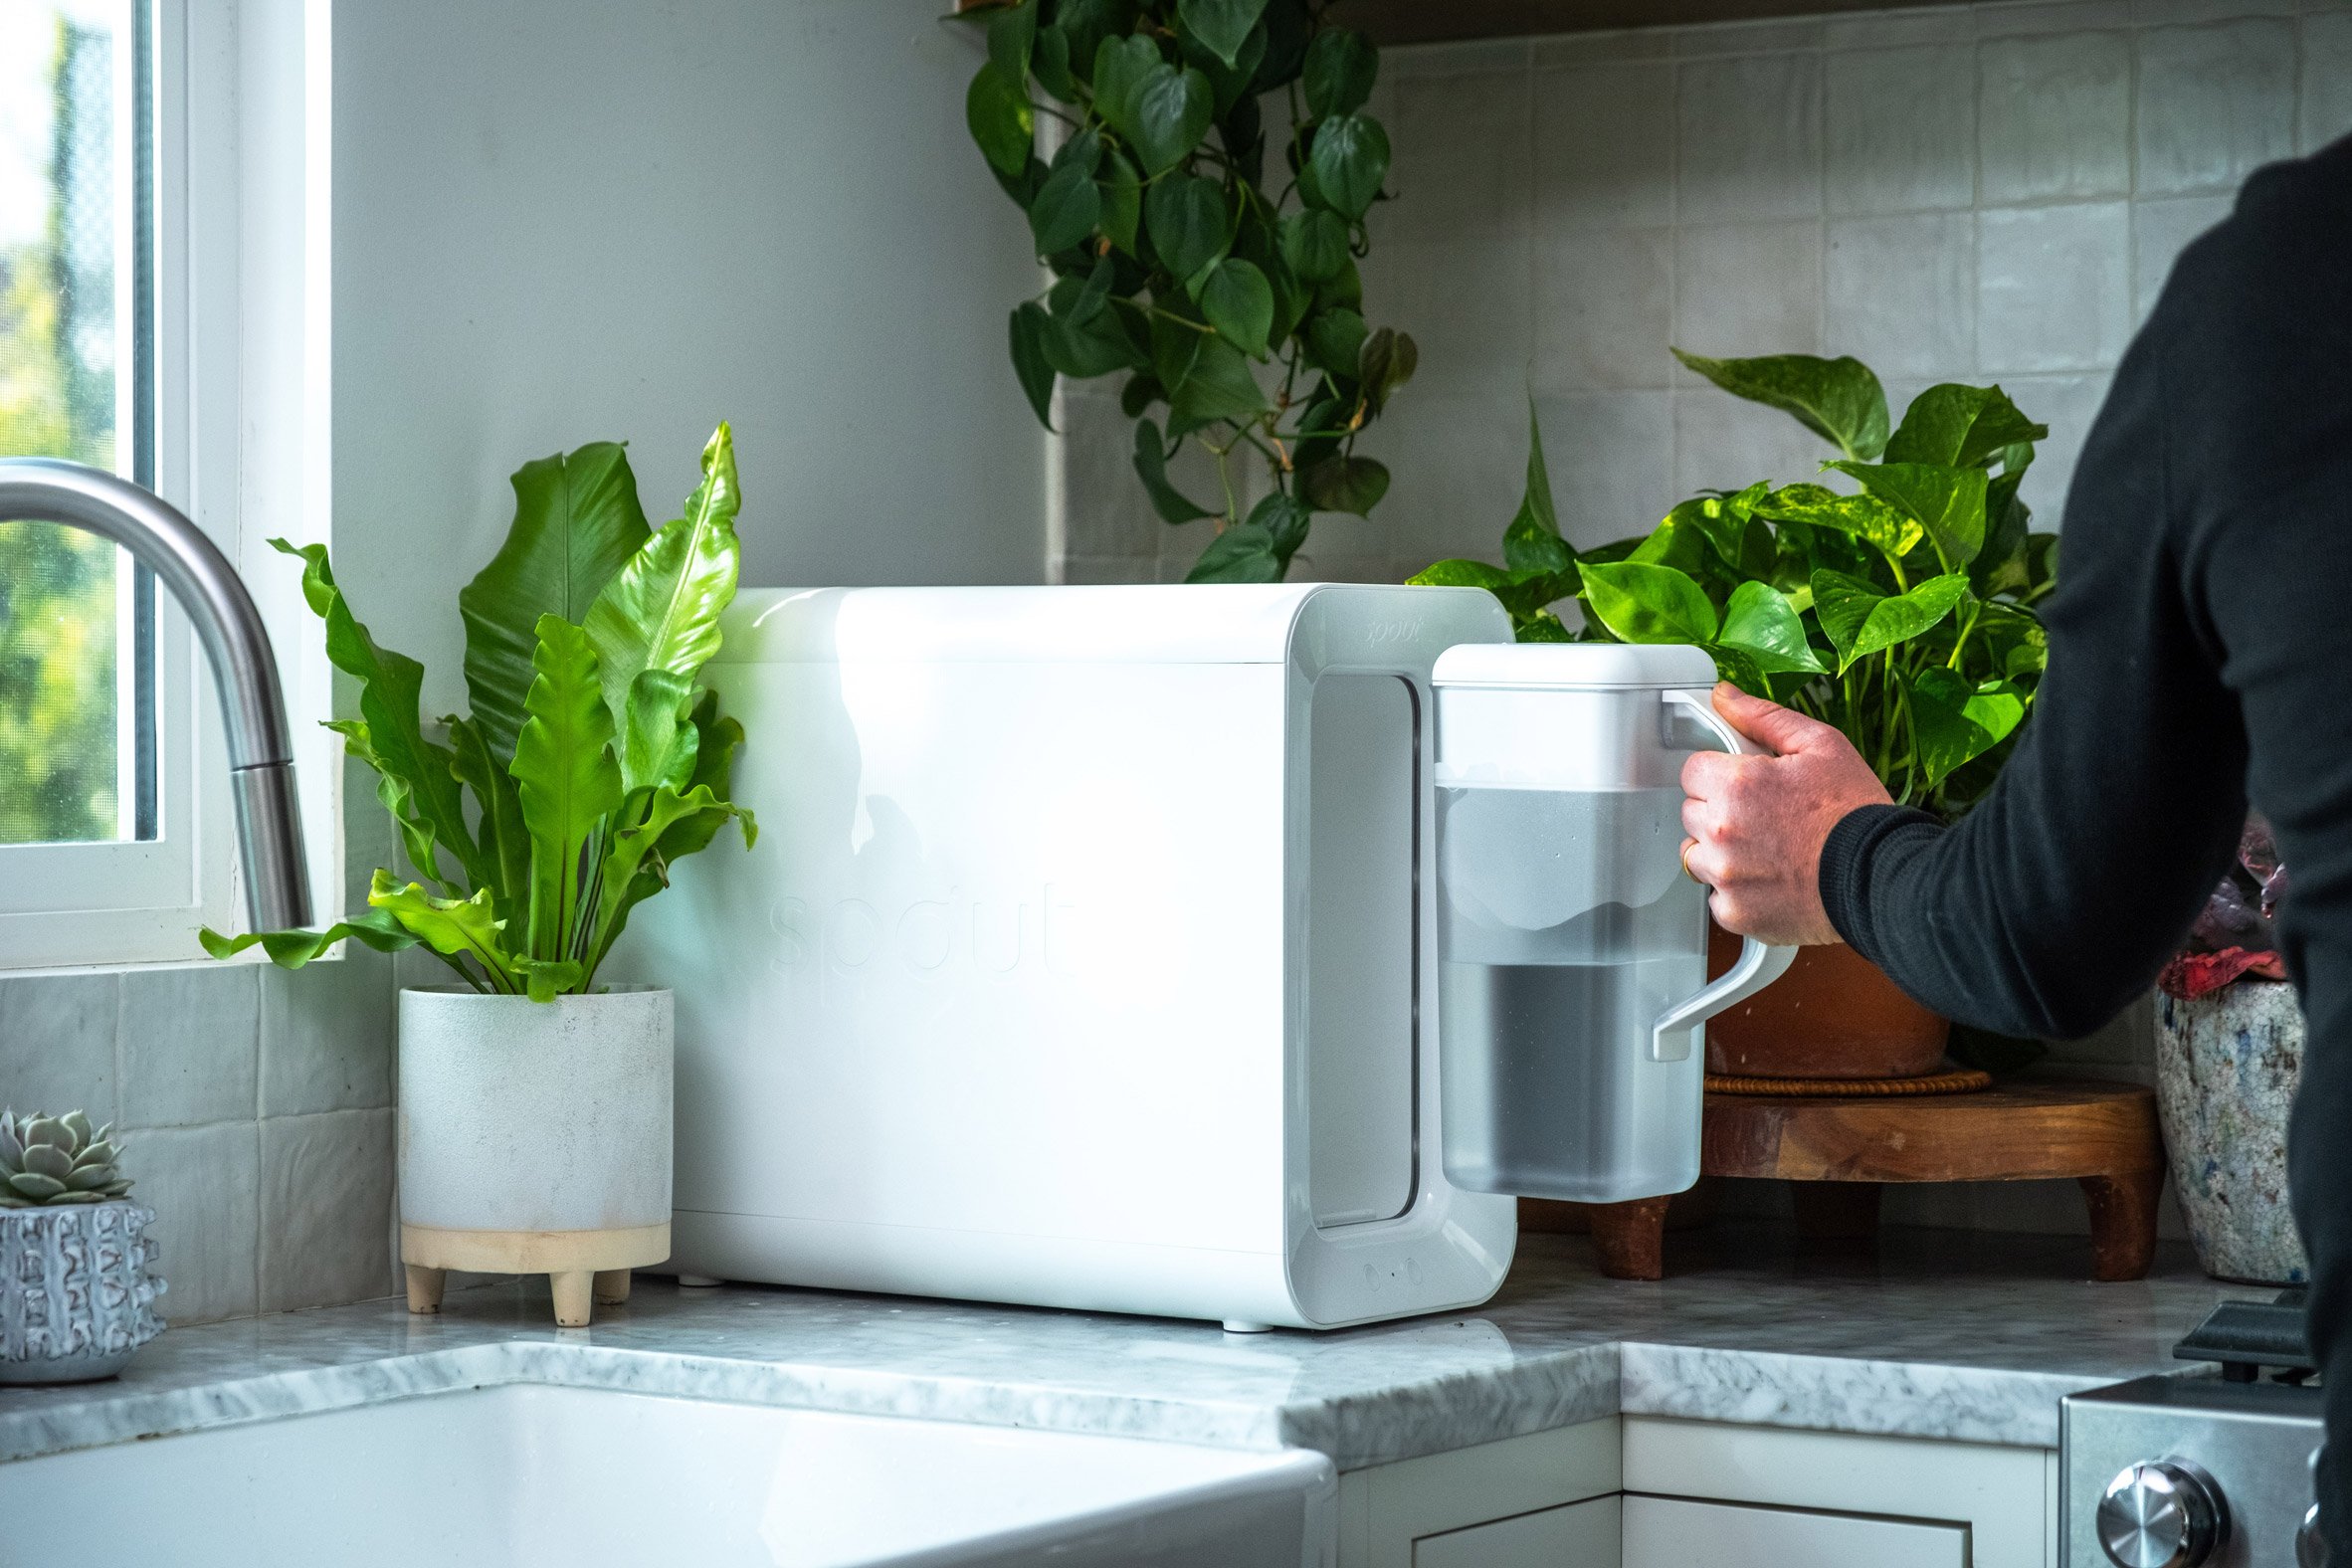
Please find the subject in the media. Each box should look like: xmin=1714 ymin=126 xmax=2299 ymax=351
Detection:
xmin=1704 ymin=1066 xmax=1994 ymax=1097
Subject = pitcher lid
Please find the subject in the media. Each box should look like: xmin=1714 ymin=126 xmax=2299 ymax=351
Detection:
xmin=1431 ymin=642 xmax=1718 ymax=689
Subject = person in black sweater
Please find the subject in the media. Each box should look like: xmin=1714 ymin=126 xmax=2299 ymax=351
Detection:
xmin=1677 ymin=132 xmax=2352 ymax=1551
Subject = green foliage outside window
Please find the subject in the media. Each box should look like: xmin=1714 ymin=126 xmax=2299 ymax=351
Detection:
xmin=0 ymin=16 xmax=121 ymax=845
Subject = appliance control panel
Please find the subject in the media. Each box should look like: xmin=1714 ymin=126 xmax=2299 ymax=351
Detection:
xmin=2064 ymin=1376 xmax=2324 ymax=1568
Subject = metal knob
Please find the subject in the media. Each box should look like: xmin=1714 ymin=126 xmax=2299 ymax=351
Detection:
xmin=2301 ymin=1503 xmax=2329 ymax=1568
xmin=2098 ymin=1460 xmax=2229 ymax=1568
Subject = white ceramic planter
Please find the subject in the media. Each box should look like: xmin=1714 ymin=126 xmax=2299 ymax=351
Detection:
xmin=2155 ymin=980 xmax=2309 ymax=1285
xmin=397 ymin=986 xmax=673 ymax=1326
xmin=0 ymin=1201 xmax=165 ymax=1383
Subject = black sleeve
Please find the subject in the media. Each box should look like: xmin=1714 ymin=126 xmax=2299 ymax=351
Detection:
xmin=1812 ymin=213 xmax=2253 ymax=1042
xmin=1817 ymin=136 xmax=2352 ymax=1555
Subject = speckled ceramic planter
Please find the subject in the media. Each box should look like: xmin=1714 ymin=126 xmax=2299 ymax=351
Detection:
xmin=2155 ymin=980 xmax=2309 ymax=1285
xmin=397 ymin=986 xmax=674 ymax=1327
xmin=0 ymin=1201 xmax=166 ymax=1383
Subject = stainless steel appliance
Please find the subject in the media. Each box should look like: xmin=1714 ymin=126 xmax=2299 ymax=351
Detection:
xmin=2062 ymin=1291 xmax=2326 ymax=1567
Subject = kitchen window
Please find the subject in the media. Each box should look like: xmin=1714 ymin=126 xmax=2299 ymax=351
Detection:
xmin=0 ymin=0 xmax=336 ymax=969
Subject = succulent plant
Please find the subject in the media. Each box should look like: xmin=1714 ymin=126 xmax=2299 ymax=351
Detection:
xmin=0 ymin=1109 xmax=132 ymax=1208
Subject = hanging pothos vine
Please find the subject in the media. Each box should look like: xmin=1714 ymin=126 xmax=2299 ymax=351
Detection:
xmin=962 ymin=0 xmax=1415 ymax=581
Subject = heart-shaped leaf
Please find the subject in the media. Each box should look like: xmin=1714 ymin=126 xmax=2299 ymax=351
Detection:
xmin=1010 ymin=302 xmax=1058 ymax=430
xmin=965 ymin=63 xmax=1035 ymax=178
xmin=1909 ymin=666 xmax=2028 ymax=786
xmin=1176 ymin=0 xmax=1272 ymax=67
xmin=1715 ymin=581 xmax=1826 ymax=675
xmin=1098 ymin=149 xmax=1142 ymax=254
xmin=1762 ymin=483 xmax=1922 ymax=559
xmin=1884 ymin=382 xmax=2048 ymax=469
xmin=1409 ymin=558 xmax=1514 ymax=591
xmin=1810 ymin=569 xmax=1969 ymax=673
xmin=1201 ymin=258 xmax=1274 ymax=358
xmin=1166 ymin=332 xmax=1270 ymax=435
xmin=1029 ymin=152 xmax=1102 ymax=256
xmin=1672 ymin=349 xmax=1890 ymax=463
xmin=1577 ymin=561 xmax=1719 ymax=645
xmin=1299 ymin=453 xmax=1389 ymax=515
xmin=1502 ymin=398 xmax=1569 ymax=574
xmin=1091 ymin=35 xmax=1162 ymax=139
xmin=1145 ymin=173 xmax=1230 ymax=285
xmin=1131 ymin=65 xmax=1215 ymax=176
xmin=1305 ymin=112 xmax=1389 ymax=220
xmin=1302 ymin=26 xmax=1377 ymax=117
xmin=1185 ymin=492 xmax=1310 ymax=582
xmin=1827 ymin=460 xmax=1990 ymax=570
xmin=987 ymin=0 xmax=1038 ymax=86
xmin=1303 ymin=307 xmax=1366 ymax=381
xmin=1131 ymin=417 xmax=1217 ymax=523
xmin=1277 ymin=209 xmax=1349 ymax=283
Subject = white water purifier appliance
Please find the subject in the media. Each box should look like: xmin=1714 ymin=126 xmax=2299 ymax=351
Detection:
xmin=621 ymin=584 xmax=1792 ymax=1331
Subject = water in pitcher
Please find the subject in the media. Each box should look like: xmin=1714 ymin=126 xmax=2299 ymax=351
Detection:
xmin=1436 ymin=785 xmax=1708 ymax=1202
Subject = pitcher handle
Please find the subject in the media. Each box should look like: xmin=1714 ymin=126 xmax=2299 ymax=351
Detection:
xmin=1651 ymin=688 xmax=1800 ymax=1063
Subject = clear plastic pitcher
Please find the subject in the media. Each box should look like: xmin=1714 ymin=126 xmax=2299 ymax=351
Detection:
xmin=1431 ymin=643 xmax=1796 ymax=1204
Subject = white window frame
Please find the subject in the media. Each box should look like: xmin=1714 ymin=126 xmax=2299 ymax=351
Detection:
xmin=0 ymin=0 xmax=339 ymax=972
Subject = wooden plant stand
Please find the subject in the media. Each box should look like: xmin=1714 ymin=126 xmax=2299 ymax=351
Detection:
xmin=1585 ymin=1080 xmax=2164 ymax=1282
xmin=401 ymin=1222 xmax=670 ymax=1328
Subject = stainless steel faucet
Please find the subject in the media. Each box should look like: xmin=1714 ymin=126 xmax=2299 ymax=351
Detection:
xmin=0 ymin=458 xmax=313 ymax=931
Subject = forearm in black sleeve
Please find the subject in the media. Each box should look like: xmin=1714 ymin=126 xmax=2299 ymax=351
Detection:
xmin=1814 ymin=286 xmax=2249 ymax=1042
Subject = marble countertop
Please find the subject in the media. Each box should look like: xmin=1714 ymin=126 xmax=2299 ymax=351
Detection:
xmin=0 ymin=1226 xmax=2265 ymax=1471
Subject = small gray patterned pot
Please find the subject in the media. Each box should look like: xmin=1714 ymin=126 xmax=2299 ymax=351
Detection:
xmin=0 ymin=1201 xmax=166 ymax=1383
xmin=2156 ymin=980 xmax=2310 ymax=1285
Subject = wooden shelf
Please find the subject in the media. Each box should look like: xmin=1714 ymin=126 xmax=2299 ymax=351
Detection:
xmin=1325 ymin=0 xmax=1956 ymax=45
xmin=958 ymin=1 xmax=1962 ymax=46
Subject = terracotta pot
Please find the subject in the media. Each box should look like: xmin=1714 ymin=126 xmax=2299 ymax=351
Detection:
xmin=1703 ymin=925 xmax=1949 ymax=1078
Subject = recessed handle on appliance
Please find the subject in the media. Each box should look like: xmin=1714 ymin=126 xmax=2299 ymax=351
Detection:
xmin=1651 ymin=687 xmax=1799 ymax=1063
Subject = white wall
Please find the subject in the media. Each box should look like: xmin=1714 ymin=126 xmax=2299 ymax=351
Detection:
xmin=333 ymin=0 xmax=1051 ymax=710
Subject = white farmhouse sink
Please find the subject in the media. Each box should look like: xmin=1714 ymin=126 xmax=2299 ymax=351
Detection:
xmin=0 ymin=1384 xmax=1334 ymax=1567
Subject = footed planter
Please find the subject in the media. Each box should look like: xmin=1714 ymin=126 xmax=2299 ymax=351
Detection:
xmin=0 ymin=1202 xmax=165 ymax=1383
xmin=398 ymin=987 xmax=673 ymax=1328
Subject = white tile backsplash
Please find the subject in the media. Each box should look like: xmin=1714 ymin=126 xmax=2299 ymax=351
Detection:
xmin=2298 ymin=12 xmax=2352 ymax=151
xmin=1359 ymin=232 xmax=1534 ymax=399
xmin=2131 ymin=193 xmax=2235 ymax=319
xmin=259 ymin=1108 xmax=398 ymax=1314
xmin=1674 ymin=221 xmax=1826 ymax=366
xmin=260 ymin=949 xmax=395 ymax=1118
xmin=1534 ymin=227 xmax=1675 ymax=391
xmin=0 ymin=973 xmax=117 ymax=1125
xmin=1978 ymin=32 xmax=2135 ymax=202
xmin=1532 ymin=60 xmax=1677 ymax=232
xmin=1826 ymin=44 xmax=1979 ymax=215
xmin=1675 ymin=53 xmax=1827 ymax=223
xmin=1826 ymin=212 xmax=1978 ymax=377
xmin=1537 ymin=391 xmax=1678 ymax=547
xmin=119 ymin=965 xmax=260 ymax=1130
xmin=2134 ymin=20 xmax=2298 ymax=194
xmin=1383 ymin=69 xmax=1532 ymax=241
xmin=1978 ymin=201 xmax=2133 ymax=372
xmin=132 ymin=1120 xmax=261 ymax=1324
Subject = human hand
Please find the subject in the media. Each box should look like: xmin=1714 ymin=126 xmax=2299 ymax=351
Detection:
xmin=1679 ymin=683 xmax=1893 ymax=946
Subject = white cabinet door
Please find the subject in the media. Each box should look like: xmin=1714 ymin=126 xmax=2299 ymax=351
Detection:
xmin=1413 ymin=1495 xmax=1621 ymax=1568
xmin=1622 ymin=1495 xmax=1966 ymax=1568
